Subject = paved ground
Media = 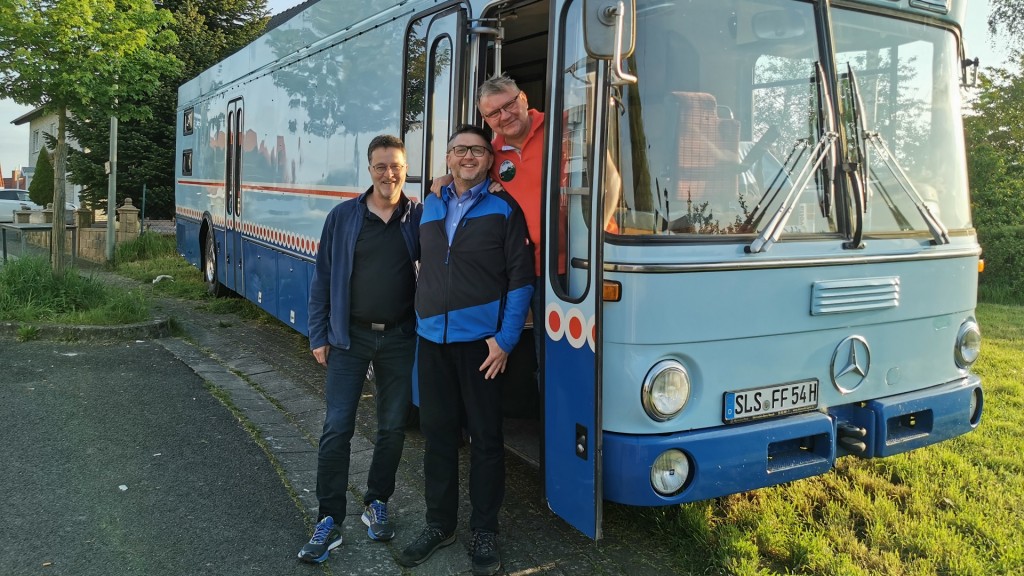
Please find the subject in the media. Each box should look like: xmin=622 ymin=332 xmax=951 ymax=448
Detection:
xmin=0 ymin=339 xmax=320 ymax=576
xmin=0 ymin=264 xmax=685 ymax=575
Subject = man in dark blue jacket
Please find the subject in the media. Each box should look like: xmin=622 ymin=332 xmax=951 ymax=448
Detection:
xmin=399 ymin=125 xmax=533 ymax=576
xmin=299 ymin=135 xmax=421 ymax=563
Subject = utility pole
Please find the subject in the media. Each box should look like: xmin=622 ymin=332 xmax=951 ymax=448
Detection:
xmin=106 ymin=114 xmax=117 ymax=262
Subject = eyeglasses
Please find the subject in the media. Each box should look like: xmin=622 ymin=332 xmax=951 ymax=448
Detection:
xmin=372 ymin=163 xmax=406 ymax=174
xmin=447 ymin=145 xmax=491 ymax=157
xmin=480 ymin=91 xmax=522 ymax=120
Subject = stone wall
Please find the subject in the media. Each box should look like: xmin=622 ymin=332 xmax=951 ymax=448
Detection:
xmin=13 ymin=198 xmax=141 ymax=264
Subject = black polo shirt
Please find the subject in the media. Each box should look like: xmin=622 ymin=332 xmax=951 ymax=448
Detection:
xmin=349 ymin=202 xmax=415 ymax=327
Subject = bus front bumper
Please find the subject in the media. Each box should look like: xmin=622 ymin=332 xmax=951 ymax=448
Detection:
xmin=602 ymin=376 xmax=982 ymax=506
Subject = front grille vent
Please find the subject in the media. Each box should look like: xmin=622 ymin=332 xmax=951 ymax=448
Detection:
xmin=811 ymin=277 xmax=899 ymax=315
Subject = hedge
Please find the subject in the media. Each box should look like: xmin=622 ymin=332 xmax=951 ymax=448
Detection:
xmin=977 ymin=225 xmax=1024 ymax=305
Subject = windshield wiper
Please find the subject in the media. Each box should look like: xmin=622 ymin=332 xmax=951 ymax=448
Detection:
xmin=747 ymin=62 xmax=837 ymax=254
xmin=846 ymin=66 xmax=949 ymax=245
xmin=742 ymin=127 xmax=805 ymax=232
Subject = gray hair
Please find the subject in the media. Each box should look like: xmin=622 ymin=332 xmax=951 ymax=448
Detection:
xmin=477 ymin=74 xmax=520 ymax=103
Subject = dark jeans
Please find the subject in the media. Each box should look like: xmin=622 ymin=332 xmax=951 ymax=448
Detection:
xmin=316 ymin=322 xmax=415 ymax=522
xmin=418 ymin=337 xmax=505 ymax=534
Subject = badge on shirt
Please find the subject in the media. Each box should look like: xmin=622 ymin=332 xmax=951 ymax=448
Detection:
xmin=498 ymin=159 xmax=516 ymax=182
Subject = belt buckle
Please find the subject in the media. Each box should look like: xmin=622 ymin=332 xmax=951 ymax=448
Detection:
xmin=370 ymin=322 xmax=386 ymax=332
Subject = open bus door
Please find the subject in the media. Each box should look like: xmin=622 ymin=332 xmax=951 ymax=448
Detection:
xmin=542 ymin=0 xmax=634 ymax=538
xmin=542 ymin=64 xmax=612 ymax=540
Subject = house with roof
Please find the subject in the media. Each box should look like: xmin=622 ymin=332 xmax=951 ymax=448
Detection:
xmin=11 ymin=106 xmax=81 ymax=206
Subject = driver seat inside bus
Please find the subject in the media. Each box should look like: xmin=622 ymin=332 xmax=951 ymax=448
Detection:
xmin=668 ymin=91 xmax=740 ymax=232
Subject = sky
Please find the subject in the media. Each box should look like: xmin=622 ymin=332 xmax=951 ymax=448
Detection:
xmin=0 ymin=0 xmax=1014 ymax=179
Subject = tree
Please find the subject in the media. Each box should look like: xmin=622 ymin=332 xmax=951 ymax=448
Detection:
xmin=28 ymin=147 xmax=54 ymax=207
xmin=989 ymin=1 xmax=1024 ymax=45
xmin=0 ymin=0 xmax=180 ymax=274
xmin=964 ymin=58 xmax=1024 ymax=229
xmin=65 ymin=0 xmax=268 ymax=219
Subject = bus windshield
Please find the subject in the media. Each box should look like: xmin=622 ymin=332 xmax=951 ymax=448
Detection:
xmin=608 ymin=0 xmax=969 ymax=239
xmin=832 ymin=8 xmax=971 ymax=234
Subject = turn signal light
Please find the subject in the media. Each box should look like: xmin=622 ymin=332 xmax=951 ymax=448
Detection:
xmin=603 ymin=280 xmax=621 ymax=302
xmin=978 ymin=259 xmax=985 ymax=273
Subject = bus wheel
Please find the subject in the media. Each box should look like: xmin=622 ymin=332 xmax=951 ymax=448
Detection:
xmin=203 ymin=232 xmax=224 ymax=296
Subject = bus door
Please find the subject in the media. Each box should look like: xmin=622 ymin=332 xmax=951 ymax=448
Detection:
xmin=408 ymin=6 xmax=464 ymax=185
xmin=542 ymin=58 xmax=611 ymax=539
xmin=224 ymin=98 xmax=244 ymax=293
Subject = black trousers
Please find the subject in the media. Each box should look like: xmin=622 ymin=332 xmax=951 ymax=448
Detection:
xmin=417 ymin=337 xmax=505 ymax=534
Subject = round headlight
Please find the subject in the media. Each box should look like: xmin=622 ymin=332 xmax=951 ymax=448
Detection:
xmin=642 ymin=360 xmax=691 ymax=421
xmin=651 ymin=449 xmax=690 ymax=496
xmin=955 ymin=320 xmax=981 ymax=369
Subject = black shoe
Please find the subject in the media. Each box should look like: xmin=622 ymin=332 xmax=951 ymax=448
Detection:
xmin=397 ymin=526 xmax=455 ymax=567
xmin=469 ymin=530 xmax=501 ymax=575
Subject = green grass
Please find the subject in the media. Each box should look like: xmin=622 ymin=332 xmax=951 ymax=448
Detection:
xmin=0 ymin=256 xmax=149 ymax=325
xmin=629 ymin=302 xmax=1023 ymax=575
xmin=113 ymin=233 xmax=211 ymax=300
xmin=111 ymin=234 xmax=277 ymax=325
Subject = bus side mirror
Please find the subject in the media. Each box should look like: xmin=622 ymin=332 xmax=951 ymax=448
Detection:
xmin=583 ymin=0 xmax=634 ymax=60
xmin=961 ymin=57 xmax=979 ymax=88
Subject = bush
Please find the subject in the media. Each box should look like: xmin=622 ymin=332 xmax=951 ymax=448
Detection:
xmin=977 ymin=225 xmax=1024 ymax=305
xmin=28 ymin=147 xmax=55 ymax=207
xmin=114 ymin=232 xmax=177 ymax=264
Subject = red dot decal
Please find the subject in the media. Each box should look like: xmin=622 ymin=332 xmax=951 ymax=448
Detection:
xmin=568 ymin=316 xmax=583 ymax=340
xmin=548 ymin=310 xmax=560 ymax=332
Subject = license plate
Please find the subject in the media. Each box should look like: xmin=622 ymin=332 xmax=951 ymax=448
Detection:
xmin=723 ymin=379 xmax=819 ymax=423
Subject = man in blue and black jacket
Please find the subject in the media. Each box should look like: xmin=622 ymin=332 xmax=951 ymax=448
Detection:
xmin=399 ymin=125 xmax=533 ymax=576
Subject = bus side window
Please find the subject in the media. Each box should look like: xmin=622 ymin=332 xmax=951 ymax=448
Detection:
xmin=426 ymin=37 xmax=454 ymax=182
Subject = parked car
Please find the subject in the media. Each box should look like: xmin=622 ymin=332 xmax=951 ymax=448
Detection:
xmin=0 ymin=189 xmax=43 ymax=223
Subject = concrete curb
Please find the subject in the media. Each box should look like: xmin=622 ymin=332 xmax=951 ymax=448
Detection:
xmin=0 ymin=316 xmax=173 ymax=341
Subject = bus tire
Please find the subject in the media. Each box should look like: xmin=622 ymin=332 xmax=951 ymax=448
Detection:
xmin=203 ymin=231 xmax=224 ymax=297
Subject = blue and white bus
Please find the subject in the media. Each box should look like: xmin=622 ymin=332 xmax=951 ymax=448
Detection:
xmin=175 ymin=0 xmax=984 ymax=539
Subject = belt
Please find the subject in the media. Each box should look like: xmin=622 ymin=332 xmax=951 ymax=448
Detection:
xmin=351 ymin=318 xmax=410 ymax=332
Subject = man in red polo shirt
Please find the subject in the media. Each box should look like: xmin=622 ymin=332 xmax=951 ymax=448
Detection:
xmin=475 ymin=75 xmax=550 ymax=279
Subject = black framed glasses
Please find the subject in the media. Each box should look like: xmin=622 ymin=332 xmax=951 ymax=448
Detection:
xmin=372 ymin=163 xmax=406 ymax=174
xmin=447 ymin=145 xmax=491 ymax=157
xmin=481 ymin=91 xmax=522 ymax=120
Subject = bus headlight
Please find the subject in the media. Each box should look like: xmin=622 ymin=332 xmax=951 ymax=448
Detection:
xmin=651 ymin=449 xmax=690 ymax=496
xmin=641 ymin=360 xmax=691 ymax=421
xmin=954 ymin=319 xmax=981 ymax=369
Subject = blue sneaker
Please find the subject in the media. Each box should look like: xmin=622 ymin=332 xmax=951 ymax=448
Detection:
xmin=361 ymin=500 xmax=395 ymax=541
xmin=297 ymin=516 xmax=342 ymax=563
